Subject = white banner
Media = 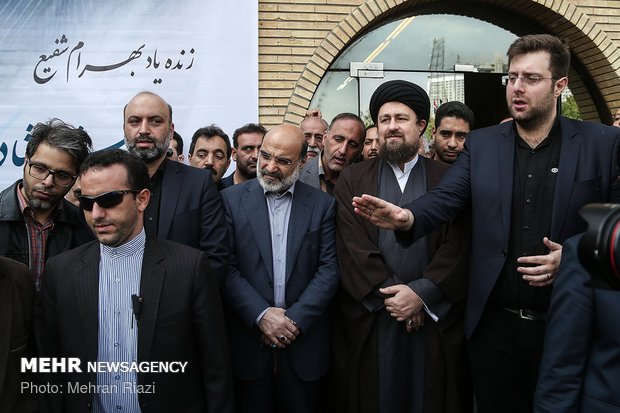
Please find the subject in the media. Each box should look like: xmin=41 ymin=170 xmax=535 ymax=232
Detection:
xmin=0 ymin=0 xmax=258 ymax=188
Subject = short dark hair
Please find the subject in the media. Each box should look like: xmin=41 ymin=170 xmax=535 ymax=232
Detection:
xmin=435 ymin=101 xmax=475 ymax=130
xmin=366 ymin=124 xmax=377 ymax=131
xmin=189 ymin=125 xmax=231 ymax=159
xmin=232 ymin=123 xmax=266 ymax=148
xmin=171 ymin=131 xmax=184 ymax=155
xmin=26 ymin=118 xmax=92 ymax=172
xmin=507 ymin=34 xmax=570 ymax=80
xmin=328 ymin=113 xmax=366 ymax=141
xmin=79 ymin=149 xmax=150 ymax=192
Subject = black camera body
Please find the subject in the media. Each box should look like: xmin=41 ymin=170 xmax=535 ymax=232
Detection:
xmin=578 ymin=203 xmax=620 ymax=291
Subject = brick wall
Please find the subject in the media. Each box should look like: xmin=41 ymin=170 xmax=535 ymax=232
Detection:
xmin=258 ymin=0 xmax=620 ymax=127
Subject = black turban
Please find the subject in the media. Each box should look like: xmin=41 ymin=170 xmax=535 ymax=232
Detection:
xmin=368 ymin=80 xmax=430 ymax=131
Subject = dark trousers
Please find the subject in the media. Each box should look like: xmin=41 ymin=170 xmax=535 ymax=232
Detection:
xmin=468 ymin=305 xmax=546 ymax=413
xmin=235 ymin=347 xmax=320 ymax=413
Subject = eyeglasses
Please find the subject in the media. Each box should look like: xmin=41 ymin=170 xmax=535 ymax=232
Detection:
xmin=259 ymin=150 xmax=295 ymax=167
xmin=501 ymin=74 xmax=555 ymax=87
xmin=78 ymin=190 xmax=140 ymax=211
xmin=27 ymin=160 xmax=76 ymax=188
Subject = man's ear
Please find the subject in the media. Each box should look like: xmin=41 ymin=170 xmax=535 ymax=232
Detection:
xmin=136 ymin=189 xmax=151 ymax=212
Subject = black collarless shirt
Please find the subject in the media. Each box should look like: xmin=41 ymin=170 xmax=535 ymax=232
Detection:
xmin=144 ymin=158 xmax=166 ymax=236
xmin=490 ymin=117 xmax=561 ymax=311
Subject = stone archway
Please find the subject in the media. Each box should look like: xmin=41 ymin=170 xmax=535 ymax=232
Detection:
xmin=283 ymin=0 xmax=620 ymax=124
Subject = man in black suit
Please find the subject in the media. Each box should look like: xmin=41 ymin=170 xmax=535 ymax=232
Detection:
xmin=353 ymin=34 xmax=620 ymax=413
xmin=0 ymin=257 xmax=34 ymax=413
xmin=534 ymin=233 xmax=620 ymax=413
xmin=123 ymin=92 xmax=228 ymax=284
xmin=36 ymin=149 xmax=233 ymax=413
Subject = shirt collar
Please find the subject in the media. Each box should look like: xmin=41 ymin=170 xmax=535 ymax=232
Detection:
xmin=100 ymin=228 xmax=146 ymax=258
xmin=263 ymin=181 xmax=296 ymax=198
xmin=388 ymin=154 xmax=419 ymax=175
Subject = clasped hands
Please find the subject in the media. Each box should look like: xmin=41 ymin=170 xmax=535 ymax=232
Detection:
xmin=380 ymin=284 xmax=424 ymax=333
xmin=258 ymin=307 xmax=300 ymax=349
xmin=352 ymin=194 xmax=563 ymax=287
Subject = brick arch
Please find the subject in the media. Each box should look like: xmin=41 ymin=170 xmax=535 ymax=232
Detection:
xmin=282 ymin=0 xmax=620 ymax=125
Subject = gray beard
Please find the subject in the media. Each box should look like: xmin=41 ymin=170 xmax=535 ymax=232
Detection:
xmin=125 ymin=134 xmax=170 ymax=162
xmin=257 ymin=164 xmax=300 ymax=193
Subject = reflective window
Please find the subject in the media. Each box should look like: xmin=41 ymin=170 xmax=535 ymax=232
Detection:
xmin=311 ymin=14 xmax=518 ymax=125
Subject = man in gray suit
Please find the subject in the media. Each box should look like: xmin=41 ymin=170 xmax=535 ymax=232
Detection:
xmin=299 ymin=113 xmax=365 ymax=195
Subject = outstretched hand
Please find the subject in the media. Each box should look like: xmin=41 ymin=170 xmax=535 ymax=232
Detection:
xmin=352 ymin=194 xmax=414 ymax=231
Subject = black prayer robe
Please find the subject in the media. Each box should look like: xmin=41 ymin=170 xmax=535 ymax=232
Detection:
xmin=331 ymin=157 xmax=472 ymax=413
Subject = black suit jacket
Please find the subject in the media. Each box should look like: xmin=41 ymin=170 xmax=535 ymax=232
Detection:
xmin=35 ymin=237 xmax=234 ymax=413
xmin=0 ymin=257 xmax=34 ymax=413
xmin=535 ymin=234 xmax=620 ymax=413
xmin=404 ymin=117 xmax=620 ymax=338
xmin=157 ymin=158 xmax=229 ymax=285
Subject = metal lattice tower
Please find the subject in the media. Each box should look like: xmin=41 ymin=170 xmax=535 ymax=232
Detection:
xmin=429 ymin=37 xmax=445 ymax=71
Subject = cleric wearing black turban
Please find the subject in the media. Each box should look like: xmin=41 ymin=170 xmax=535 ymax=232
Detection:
xmin=368 ymin=79 xmax=431 ymax=135
xmin=331 ymin=77 xmax=471 ymax=413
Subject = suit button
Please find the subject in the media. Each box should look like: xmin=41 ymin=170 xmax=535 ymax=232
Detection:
xmin=501 ymin=250 xmax=506 ymax=257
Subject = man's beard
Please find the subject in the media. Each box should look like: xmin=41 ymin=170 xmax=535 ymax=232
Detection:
xmin=508 ymin=85 xmax=556 ymax=130
xmin=379 ymin=133 xmax=419 ymax=165
xmin=237 ymin=160 xmax=257 ymax=179
xmin=257 ymin=163 xmax=300 ymax=193
xmin=22 ymin=180 xmax=63 ymax=211
xmin=125 ymin=133 xmax=170 ymax=163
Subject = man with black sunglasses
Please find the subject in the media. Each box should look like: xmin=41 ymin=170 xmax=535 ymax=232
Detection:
xmin=36 ymin=148 xmax=234 ymax=413
xmin=0 ymin=118 xmax=94 ymax=291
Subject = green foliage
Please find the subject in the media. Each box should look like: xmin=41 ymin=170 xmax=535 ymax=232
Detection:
xmin=562 ymin=95 xmax=583 ymax=120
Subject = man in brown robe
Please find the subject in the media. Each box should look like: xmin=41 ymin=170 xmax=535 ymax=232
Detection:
xmin=332 ymin=80 xmax=471 ymax=413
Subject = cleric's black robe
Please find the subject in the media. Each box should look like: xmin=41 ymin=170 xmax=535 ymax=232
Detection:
xmin=332 ymin=157 xmax=472 ymax=413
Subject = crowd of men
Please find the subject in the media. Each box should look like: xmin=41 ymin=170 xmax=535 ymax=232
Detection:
xmin=2 ymin=33 xmax=620 ymax=413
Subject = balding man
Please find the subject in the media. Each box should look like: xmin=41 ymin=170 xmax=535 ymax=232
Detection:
xmin=220 ymin=124 xmax=339 ymax=413
xmin=123 ymin=92 xmax=228 ymax=285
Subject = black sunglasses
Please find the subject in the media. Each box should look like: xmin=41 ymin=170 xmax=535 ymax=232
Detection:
xmin=78 ymin=190 xmax=140 ymax=211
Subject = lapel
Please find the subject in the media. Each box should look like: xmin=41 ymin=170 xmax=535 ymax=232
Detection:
xmin=242 ymin=180 xmax=274 ymax=279
xmin=158 ymin=158 xmax=181 ymax=239
xmin=551 ymin=117 xmax=580 ymax=239
xmin=285 ymin=182 xmax=313 ymax=282
xmin=137 ymin=237 xmax=166 ymax=380
xmin=498 ymin=123 xmax=516 ymax=244
xmin=74 ymin=243 xmax=101 ymax=363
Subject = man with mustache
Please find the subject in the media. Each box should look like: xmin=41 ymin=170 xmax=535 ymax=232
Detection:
xmin=299 ymin=113 xmax=365 ymax=195
xmin=332 ymin=80 xmax=471 ymax=413
xmin=220 ymin=124 xmax=339 ymax=413
xmin=220 ymin=123 xmax=266 ymax=188
xmin=0 ymin=118 xmax=93 ymax=291
xmin=352 ymin=34 xmax=620 ymax=413
xmin=362 ymin=124 xmax=380 ymax=160
xmin=187 ymin=124 xmax=232 ymax=189
xmin=123 ymin=92 xmax=228 ymax=286
xmin=431 ymin=101 xmax=474 ymax=164
xmin=299 ymin=115 xmax=328 ymax=160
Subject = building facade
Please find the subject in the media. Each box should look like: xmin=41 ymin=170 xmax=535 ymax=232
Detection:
xmin=258 ymin=0 xmax=620 ymax=128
